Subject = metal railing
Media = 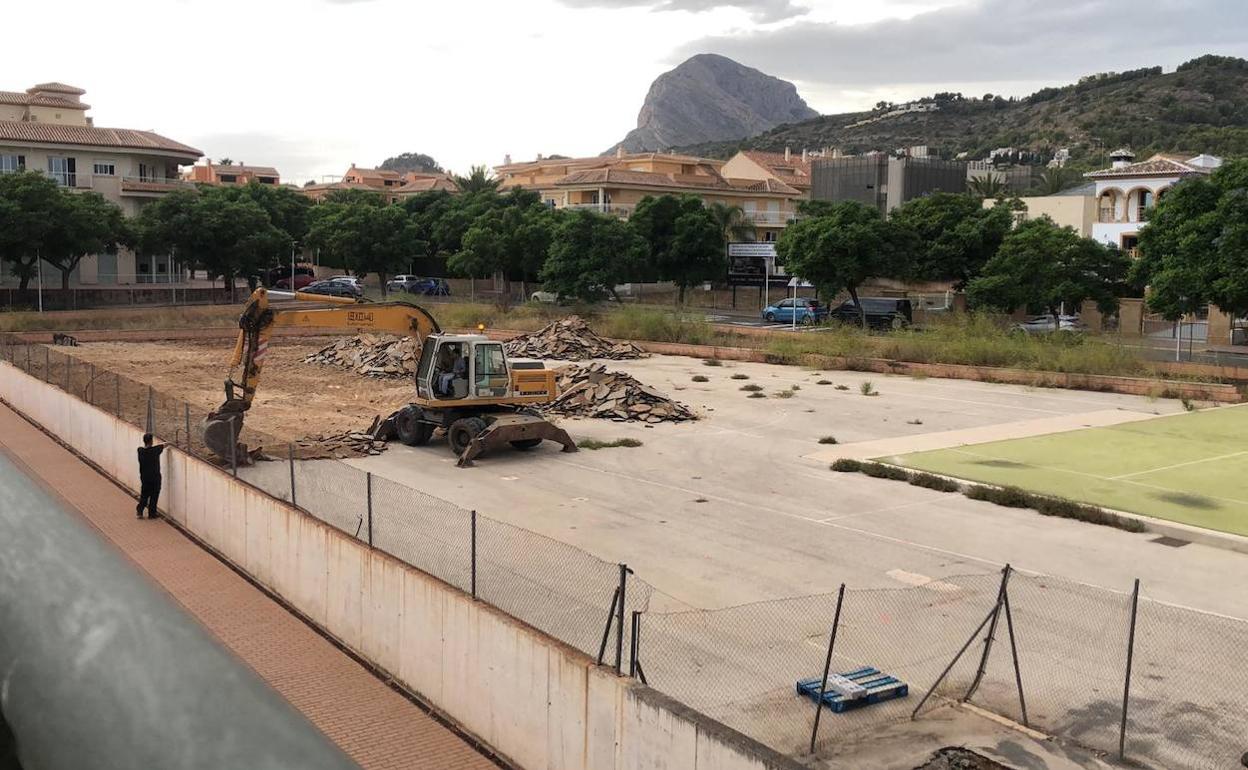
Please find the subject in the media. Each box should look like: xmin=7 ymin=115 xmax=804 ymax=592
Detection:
xmin=743 ymin=210 xmax=794 ymax=226
xmin=121 ymin=175 xmax=193 ymax=189
xmin=563 ymin=202 xmax=635 ymax=217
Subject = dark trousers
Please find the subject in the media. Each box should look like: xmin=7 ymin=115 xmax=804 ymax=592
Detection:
xmin=138 ymin=479 xmax=161 ymax=518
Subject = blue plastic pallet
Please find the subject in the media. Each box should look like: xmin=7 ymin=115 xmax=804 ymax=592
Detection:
xmin=796 ymin=667 xmax=909 ymax=713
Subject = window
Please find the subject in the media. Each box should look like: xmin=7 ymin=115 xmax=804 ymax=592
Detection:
xmin=93 ymin=162 xmax=116 ymax=176
xmin=0 ymin=154 xmax=25 ymax=173
xmin=258 ymin=176 xmax=277 ymax=184
xmin=47 ymin=156 xmax=76 ymax=186
xmin=219 ymin=174 xmax=237 ymax=183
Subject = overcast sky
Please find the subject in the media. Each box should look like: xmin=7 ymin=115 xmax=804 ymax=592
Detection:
xmin=5 ymin=0 xmax=1243 ymax=183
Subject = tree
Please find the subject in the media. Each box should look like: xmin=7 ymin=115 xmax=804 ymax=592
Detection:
xmin=1032 ymin=166 xmax=1076 ymax=195
xmin=967 ymin=174 xmax=1008 ymax=199
xmin=1134 ymin=160 xmax=1248 ymax=319
xmin=889 ymin=192 xmax=1013 ymax=288
xmin=541 ymin=210 xmax=647 ymax=303
xmin=307 ymin=202 xmax=423 ymax=294
xmin=631 ymin=194 xmax=725 ymax=303
xmin=775 ymin=200 xmax=912 ymax=326
xmin=378 ymin=152 xmax=444 ymax=174
xmin=221 ymin=182 xmax=312 ymax=245
xmin=43 ymin=192 xmax=127 ymax=290
xmin=452 ymin=165 xmax=500 ymax=194
xmin=706 ymin=202 xmax=754 ymax=247
xmin=0 ymin=171 xmax=62 ymax=290
xmin=218 ymin=157 xmax=233 ymax=166
xmin=448 ymin=202 xmax=558 ymax=302
xmin=967 ymin=217 xmax=1130 ymax=322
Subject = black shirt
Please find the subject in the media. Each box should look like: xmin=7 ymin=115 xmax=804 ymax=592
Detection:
xmin=137 ymin=445 xmax=164 ymax=483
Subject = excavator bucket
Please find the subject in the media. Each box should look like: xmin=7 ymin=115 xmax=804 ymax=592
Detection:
xmin=203 ymin=402 xmax=248 ymax=466
xmin=457 ymin=413 xmax=577 ymax=467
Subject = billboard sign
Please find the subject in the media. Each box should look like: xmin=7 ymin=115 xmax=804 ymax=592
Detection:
xmin=727 ymin=242 xmax=787 ymax=287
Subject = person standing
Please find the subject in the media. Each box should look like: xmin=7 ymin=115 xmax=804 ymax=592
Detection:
xmin=136 ymin=433 xmax=166 ymax=519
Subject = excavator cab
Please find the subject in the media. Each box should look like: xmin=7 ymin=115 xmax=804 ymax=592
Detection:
xmin=416 ymin=336 xmax=511 ymax=401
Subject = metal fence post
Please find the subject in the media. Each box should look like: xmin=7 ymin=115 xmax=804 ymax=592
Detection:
xmin=26 ymin=343 xmax=31 ymax=373
xmin=596 ymin=588 xmax=621 ymax=666
xmin=809 ymin=583 xmax=847 ymax=754
xmin=146 ymin=386 xmax=154 ymax=434
xmin=65 ymin=353 xmax=71 ymax=392
xmin=1119 ymin=578 xmax=1141 ymax=761
xmin=88 ymin=363 xmax=95 ymax=403
xmin=115 ymin=374 xmax=121 ymax=417
xmin=964 ymin=564 xmax=1012 ymax=702
xmin=228 ymin=418 xmax=238 ymax=478
xmin=44 ymin=346 xmax=49 ymax=382
xmin=365 ymin=472 xmax=373 ymax=546
xmin=1002 ymin=581 xmax=1028 ymax=727
xmin=289 ymin=444 xmax=298 ymax=509
xmin=184 ymin=404 xmax=191 ymax=453
xmin=615 ymin=563 xmax=629 ymax=675
xmin=470 ymin=510 xmax=477 ymax=598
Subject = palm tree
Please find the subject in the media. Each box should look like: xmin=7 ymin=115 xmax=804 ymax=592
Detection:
xmin=1032 ymin=166 xmax=1074 ymax=195
xmin=967 ymin=174 xmax=1008 ymax=200
xmin=453 ymin=165 xmax=500 ymax=194
xmin=706 ymin=202 xmax=754 ymax=245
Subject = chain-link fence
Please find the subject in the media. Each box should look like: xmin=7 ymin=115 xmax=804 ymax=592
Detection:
xmin=4 ymin=334 xmax=1247 ymax=768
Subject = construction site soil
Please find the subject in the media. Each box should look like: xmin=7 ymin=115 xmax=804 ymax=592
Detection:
xmin=61 ymin=338 xmax=413 ymax=442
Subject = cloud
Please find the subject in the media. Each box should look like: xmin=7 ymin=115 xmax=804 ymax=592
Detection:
xmin=680 ymin=0 xmax=1248 ymax=108
xmin=555 ymin=0 xmax=808 ymax=23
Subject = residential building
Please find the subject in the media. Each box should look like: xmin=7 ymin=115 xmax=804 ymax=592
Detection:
xmin=1085 ymin=149 xmax=1222 ymax=252
xmin=720 ymin=148 xmax=812 ymax=198
xmin=495 ymin=151 xmax=802 ymax=241
xmin=966 ymin=162 xmax=1032 ymax=193
xmin=300 ymin=165 xmax=457 ymax=203
xmin=985 ymin=183 xmax=1098 ymax=236
xmin=0 ymin=82 xmax=201 ymax=285
xmin=186 ymin=159 xmax=280 ymax=186
xmin=810 ymin=154 xmax=968 ymax=213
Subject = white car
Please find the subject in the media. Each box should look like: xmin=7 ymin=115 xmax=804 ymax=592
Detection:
xmin=328 ymin=275 xmax=363 ymax=287
xmin=530 ymin=290 xmax=561 ymax=304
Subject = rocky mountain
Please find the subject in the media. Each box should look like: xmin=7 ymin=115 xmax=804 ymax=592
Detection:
xmin=675 ymin=55 xmax=1248 ymax=170
xmin=606 ymin=53 xmax=818 ymax=154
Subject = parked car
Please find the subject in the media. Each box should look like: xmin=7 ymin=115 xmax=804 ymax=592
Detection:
xmin=387 ymin=274 xmax=421 ymax=293
xmin=1014 ymin=314 xmax=1084 ymax=334
xmin=413 ymin=278 xmax=451 ymax=296
xmin=266 ymin=264 xmax=314 ymax=288
xmin=273 ymin=273 xmax=316 ymax=290
xmin=301 ymin=280 xmax=362 ymax=299
xmin=762 ymin=298 xmax=828 ymax=325
xmin=327 ymin=275 xmax=363 ymax=287
xmin=828 ymin=298 xmax=913 ymax=330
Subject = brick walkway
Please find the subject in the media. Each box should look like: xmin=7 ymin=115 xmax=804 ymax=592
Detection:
xmin=0 ymin=403 xmax=499 ymax=770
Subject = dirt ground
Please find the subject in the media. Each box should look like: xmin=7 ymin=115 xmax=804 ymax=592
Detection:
xmin=62 ymin=338 xmax=414 ymax=441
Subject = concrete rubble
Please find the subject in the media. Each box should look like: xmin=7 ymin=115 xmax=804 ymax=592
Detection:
xmin=290 ymin=416 xmax=391 ymax=459
xmin=303 ymin=334 xmax=416 ymax=379
xmin=504 ymin=317 xmax=646 ymax=361
xmin=546 ymin=363 xmax=696 ymax=423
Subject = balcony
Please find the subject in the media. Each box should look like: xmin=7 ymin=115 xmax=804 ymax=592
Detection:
xmin=743 ymin=210 xmax=795 ymax=226
xmin=563 ymin=202 xmax=634 ymax=218
xmin=120 ymin=175 xmax=194 ymax=195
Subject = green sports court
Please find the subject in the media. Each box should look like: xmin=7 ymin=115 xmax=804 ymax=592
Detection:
xmin=885 ymin=405 xmax=1248 ymax=536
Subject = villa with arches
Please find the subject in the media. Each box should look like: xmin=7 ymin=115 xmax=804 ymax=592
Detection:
xmin=1086 ymin=149 xmax=1222 ymax=253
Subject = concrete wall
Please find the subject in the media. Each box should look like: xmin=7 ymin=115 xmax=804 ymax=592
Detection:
xmin=0 ymin=361 xmax=799 ymax=770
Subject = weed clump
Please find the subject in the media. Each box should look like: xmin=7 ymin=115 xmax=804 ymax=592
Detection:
xmin=830 ymin=458 xmax=862 ymax=472
xmin=691 ymin=375 xmax=709 ymax=383
xmin=577 ymin=437 xmax=644 ymax=450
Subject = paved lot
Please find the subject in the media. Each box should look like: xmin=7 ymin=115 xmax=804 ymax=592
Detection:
xmin=339 ymin=355 xmax=1248 ymax=622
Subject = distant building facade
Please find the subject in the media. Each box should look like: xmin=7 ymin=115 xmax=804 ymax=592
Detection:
xmin=0 ymin=81 xmax=201 ymax=285
xmin=301 ymin=165 xmax=457 ymax=203
xmin=1085 ymin=149 xmax=1222 ymax=252
xmin=810 ymin=155 xmax=968 ymax=213
xmin=186 ymin=159 xmax=279 ymax=186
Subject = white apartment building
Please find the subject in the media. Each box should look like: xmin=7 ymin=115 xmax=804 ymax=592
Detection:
xmin=1086 ymin=148 xmax=1222 ymax=253
xmin=0 ymin=82 xmax=202 ymax=285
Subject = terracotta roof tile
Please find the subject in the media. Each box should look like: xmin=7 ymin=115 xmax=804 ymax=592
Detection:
xmin=0 ymin=120 xmax=201 ymax=156
xmin=1085 ymin=155 xmax=1213 ymax=179
xmin=212 ymin=164 xmax=279 ymax=177
xmin=743 ymin=150 xmax=812 ymax=177
xmin=554 ymin=167 xmax=799 ymax=197
xmin=30 ymin=82 xmax=86 ymax=95
xmin=0 ymin=90 xmax=88 ymax=109
xmin=395 ymin=176 xmax=458 ymax=193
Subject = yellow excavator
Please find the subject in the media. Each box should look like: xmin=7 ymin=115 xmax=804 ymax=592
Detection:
xmin=203 ymin=287 xmax=577 ymax=466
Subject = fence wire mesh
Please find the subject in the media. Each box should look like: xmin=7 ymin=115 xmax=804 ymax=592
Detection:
xmin=5 ymin=336 xmax=1248 ymax=767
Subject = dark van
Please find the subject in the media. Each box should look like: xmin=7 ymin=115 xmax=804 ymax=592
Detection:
xmin=828 ymin=297 xmax=913 ymax=330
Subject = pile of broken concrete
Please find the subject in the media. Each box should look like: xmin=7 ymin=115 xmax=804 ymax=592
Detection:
xmin=504 ymin=317 xmax=646 ymax=361
xmin=546 ymin=363 xmax=695 ymax=423
xmin=292 ymin=416 xmax=390 ymax=459
xmin=303 ymin=334 xmax=417 ymax=379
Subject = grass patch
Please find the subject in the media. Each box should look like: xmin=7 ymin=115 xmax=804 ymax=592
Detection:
xmin=773 ymin=390 xmax=796 ymax=399
xmin=834 ymin=384 xmax=850 ymax=391
xmin=860 ymin=461 xmax=911 ymax=481
xmin=576 ymin=437 xmax=644 ymax=450
xmin=740 ymin=383 xmax=764 ymax=392
xmin=747 ymin=391 xmax=766 ymax=398
xmin=791 ymin=384 xmax=801 ymax=391
xmin=816 ymin=379 xmax=833 ymax=385
xmin=731 ymin=373 xmax=750 ymax=380
xmin=702 ymin=358 xmax=723 ymax=367
xmin=831 ymin=458 xmax=862 ymax=472
xmin=691 ymin=375 xmax=709 ymax=383
xmin=859 ymin=381 xmax=877 ymax=397
xmin=818 ymin=436 xmax=839 ymax=445
xmin=906 ymin=419 xmax=924 ymax=425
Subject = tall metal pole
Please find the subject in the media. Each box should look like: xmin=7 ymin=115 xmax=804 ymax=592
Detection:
xmin=365 ymin=472 xmax=373 ymax=546
xmin=1119 ymin=579 xmax=1141 ymax=761
xmin=229 ymin=418 xmax=238 ymax=478
xmin=289 ymin=444 xmax=298 ymax=509
xmin=184 ymin=404 xmax=191 ymax=454
xmin=37 ymin=249 xmax=43 ymax=313
xmin=470 ymin=510 xmax=477 ymax=599
xmin=1002 ymin=587 xmax=1028 ymax=727
xmin=809 ymin=584 xmax=847 ymax=754
xmin=964 ymin=565 xmax=1012 ymax=702
xmin=615 ymin=564 xmax=629 ymax=675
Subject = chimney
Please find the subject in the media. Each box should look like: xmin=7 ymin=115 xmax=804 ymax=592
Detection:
xmin=801 ymin=148 xmax=807 ymax=162
xmin=537 ymin=153 xmax=544 ymax=161
xmin=784 ymin=146 xmax=791 ymax=161
xmin=616 ymin=146 xmax=624 ymax=158
xmin=205 ymin=157 xmax=212 ymax=167
xmin=504 ymin=153 xmax=512 ymax=165
xmin=1110 ymin=148 xmax=1135 ymax=169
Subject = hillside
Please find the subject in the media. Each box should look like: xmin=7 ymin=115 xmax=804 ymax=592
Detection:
xmin=607 ymin=53 xmax=817 ymax=154
xmin=675 ymin=55 xmax=1248 ymax=168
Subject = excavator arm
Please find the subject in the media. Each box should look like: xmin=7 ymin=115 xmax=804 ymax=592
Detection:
xmin=204 ymin=287 xmax=440 ymax=461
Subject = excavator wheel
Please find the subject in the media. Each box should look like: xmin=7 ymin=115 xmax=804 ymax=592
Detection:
xmin=447 ymin=417 xmax=488 ymax=456
xmin=394 ymin=406 xmax=434 ymax=446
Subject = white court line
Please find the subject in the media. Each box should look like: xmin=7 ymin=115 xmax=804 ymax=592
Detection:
xmin=1110 ymin=450 xmax=1248 ymax=480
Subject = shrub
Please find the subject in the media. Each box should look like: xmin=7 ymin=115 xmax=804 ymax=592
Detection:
xmin=860 ymin=462 xmax=911 ymax=481
xmin=702 ymin=358 xmax=723 ymax=367
xmin=963 ymin=485 xmax=1145 ymax=532
xmin=731 ymin=373 xmax=750 ymax=380
xmin=906 ymin=419 xmax=924 ymax=425
xmin=860 ymin=381 xmax=878 ymax=396
xmin=691 ymin=375 xmax=709 ymax=383
xmin=830 ymin=458 xmax=862 ymax=472
xmin=577 ymin=437 xmax=643 ymax=450
xmin=964 ymin=485 xmax=1033 ymax=508
xmin=909 ymin=473 xmax=960 ymax=493
xmin=816 ymin=379 xmax=833 ymax=385
xmin=748 ymin=391 xmax=766 ymax=398
xmin=834 ymin=384 xmax=850 ymax=391
xmin=773 ymin=390 xmax=796 ymax=399
xmin=740 ymin=383 xmax=764 ymax=392
xmin=818 ymin=436 xmax=839 ymax=444
xmin=791 ymin=384 xmax=801 ymax=391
